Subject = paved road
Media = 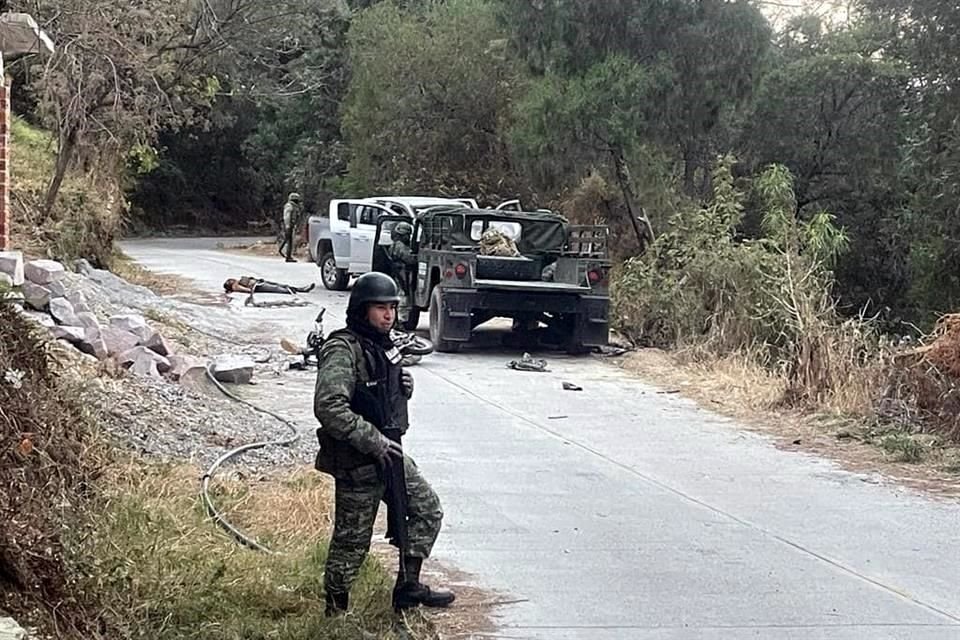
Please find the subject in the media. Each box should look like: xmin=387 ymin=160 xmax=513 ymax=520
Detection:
xmin=123 ymin=238 xmax=960 ymax=640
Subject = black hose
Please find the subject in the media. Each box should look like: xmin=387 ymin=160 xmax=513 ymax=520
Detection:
xmin=200 ymin=362 xmax=300 ymax=554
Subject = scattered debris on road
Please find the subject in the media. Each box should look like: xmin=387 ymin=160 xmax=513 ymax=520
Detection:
xmin=507 ymin=352 xmax=548 ymax=372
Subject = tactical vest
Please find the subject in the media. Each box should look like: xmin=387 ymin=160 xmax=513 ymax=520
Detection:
xmin=315 ymin=329 xmax=408 ymax=476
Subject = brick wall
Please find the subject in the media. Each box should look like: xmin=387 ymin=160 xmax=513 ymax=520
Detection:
xmin=0 ymin=78 xmax=9 ymax=251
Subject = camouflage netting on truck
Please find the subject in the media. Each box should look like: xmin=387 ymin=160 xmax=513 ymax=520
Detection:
xmin=420 ymin=208 xmax=569 ymax=255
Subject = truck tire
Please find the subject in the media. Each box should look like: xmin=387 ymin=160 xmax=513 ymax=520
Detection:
xmin=429 ymin=288 xmax=461 ymax=353
xmin=564 ymin=314 xmax=592 ymax=355
xmin=319 ymin=251 xmax=349 ymax=291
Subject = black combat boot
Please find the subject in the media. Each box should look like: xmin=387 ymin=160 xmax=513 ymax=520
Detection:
xmin=325 ymin=591 xmax=349 ymax=616
xmin=392 ymin=556 xmax=456 ymax=611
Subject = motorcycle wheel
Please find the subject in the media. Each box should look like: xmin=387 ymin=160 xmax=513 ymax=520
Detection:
xmin=399 ymin=334 xmax=435 ymax=356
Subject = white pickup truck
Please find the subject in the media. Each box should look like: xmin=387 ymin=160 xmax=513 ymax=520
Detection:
xmin=307 ymin=195 xmax=521 ymax=290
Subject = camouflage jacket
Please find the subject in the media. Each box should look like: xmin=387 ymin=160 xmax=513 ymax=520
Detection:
xmin=282 ymin=201 xmax=301 ymax=229
xmin=479 ymin=228 xmax=520 ymax=257
xmin=387 ymin=240 xmax=417 ymax=278
xmin=313 ymin=331 xmax=391 ymax=475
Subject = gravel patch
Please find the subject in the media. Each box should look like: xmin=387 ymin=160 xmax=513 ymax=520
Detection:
xmin=50 ymin=260 xmax=316 ymax=473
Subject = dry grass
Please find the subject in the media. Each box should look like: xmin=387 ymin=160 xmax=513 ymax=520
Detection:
xmin=218 ymin=239 xmax=310 ymax=260
xmin=109 ymin=249 xmax=205 ymax=296
xmin=617 ymin=347 xmax=960 ymax=497
xmin=68 ymin=460 xmax=496 ymax=639
xmin=621 ymin=347 xmax=787 ymax=419
xmin=76 ymin=461 xmax=442 ymax=639
xmin=213 ymin=466 xmax=335 ymax=552
xmin=0 ymin=304 xmax=109 ymax=633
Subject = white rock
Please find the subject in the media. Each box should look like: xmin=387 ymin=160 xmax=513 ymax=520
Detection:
xmin=212 ymin=355 xmax=255 ymax=384
xmin=0 ymin=251 xmax=24 ymax=286
xmin=108 ymin=314 xmax=155 ymax=342
xmin=168 ymin=354 xmax=207 ymax=381
xmin=109 ymin=313 xmax=146 ymax=332
xmin=101 ymin=327 xmax=140 ymax=357
xmin=21 ymin=309 xmax=55 ymax=329
xmin=75 ymin=311 xmax=100 ymax=331
xmin=118 ymin=346 xmax=171 ymax=374
xmin=0 ymin=617 xmax=27 ymax=640
xmin=79 ymin=335 xmax=108 ymax=360
xmin=52 ymin=325 xmax=85 ymax=343
xmin=75 ymin=312 xmax=107 ymax=360
xmin=24 ymin=259 xmax=66 ymax=285
xmin=47 ymin=279 xmax=68 ymax=298
xmin=145 ymin=331 xmax=174 ymax=356
xmin=21 ymin=281 xmax=50 ymax=310
xmin=67 ymin=289 xmax=91 ymax=313
xmin=49 ymin=297 xmax=80 ymax=326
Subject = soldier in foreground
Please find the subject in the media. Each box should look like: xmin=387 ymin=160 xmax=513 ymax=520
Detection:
xmin=313 ymin=273 xmax=455 ymax=615
xmin=278 ymin=192 xmax=302 ymax=263
xmin=386 ymin=221 xmax=417 ymax=326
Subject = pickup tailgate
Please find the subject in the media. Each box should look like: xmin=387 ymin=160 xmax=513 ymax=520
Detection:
xmin=472 ymin=278 xmax=590 ymax=293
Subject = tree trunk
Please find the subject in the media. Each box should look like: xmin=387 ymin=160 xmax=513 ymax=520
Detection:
xmin=610 ymin=147 xmax=654 ymax=252
xmin=44 ymin=127 xmax=79 ymax=217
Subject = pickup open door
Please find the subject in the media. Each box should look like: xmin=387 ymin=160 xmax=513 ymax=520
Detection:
xmin=349 ymin=202 xmax=396 ymax=274
xmin=328 ymin=200 xmax=365 ymax=271
xmin=372 ymin=215 xmax=415 ymax=276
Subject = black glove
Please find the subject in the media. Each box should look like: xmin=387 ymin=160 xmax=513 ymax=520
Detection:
xmin=401 ymin=369 xmax=414 ymax=398
xmin=375 ymin=438 xmax=404 ymax=468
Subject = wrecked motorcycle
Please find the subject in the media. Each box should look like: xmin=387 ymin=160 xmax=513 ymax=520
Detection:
xmin=281 ymin=307 xmax=434 ymax=369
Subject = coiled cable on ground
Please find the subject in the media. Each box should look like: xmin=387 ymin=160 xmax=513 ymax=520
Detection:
xmin=200 ymin=362 xmax=300 ymax=554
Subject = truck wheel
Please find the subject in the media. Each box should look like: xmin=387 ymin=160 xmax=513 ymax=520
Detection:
xmin=402 ymin=307 xmax=421 ymax=331
xmin=429 ymin=288 xmax=461 ymax=353
xmin=319 ymin=251 xmax=349 ymax=291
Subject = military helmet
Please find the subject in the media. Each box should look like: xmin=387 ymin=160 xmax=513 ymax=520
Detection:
xmin=348 ymin=272 xmax=400 ymax=316
xmin=391 ymin=221 xmax=413 ymax=242
xmin=288 ymin=192 xmax=302 ymax=203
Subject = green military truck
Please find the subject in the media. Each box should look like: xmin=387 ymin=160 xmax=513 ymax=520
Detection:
xmin=373 ymin=207 xmax=611 ymax=353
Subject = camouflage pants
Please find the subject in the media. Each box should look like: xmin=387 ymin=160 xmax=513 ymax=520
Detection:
xmin=393 ymin=275 xmax=411 ymax=325
xmin=324 ymin=455 xmax=443 ymax=595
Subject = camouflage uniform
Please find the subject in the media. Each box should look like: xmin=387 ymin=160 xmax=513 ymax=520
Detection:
xmin=479 ymin=228 xmax=520 ymax=257
xmin=387 ymin=239 xmax=417 ymax=324
xmin=279 ymin=194 xmax=302 ymax=261
xmin=313 ymin=332 xmax=443 ymax=598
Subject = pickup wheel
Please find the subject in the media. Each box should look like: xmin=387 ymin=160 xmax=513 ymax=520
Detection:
xmin=319 ymin=251 xmax=349 ymax=291
xmin=429 ymin=288 xmax=461 ymax=353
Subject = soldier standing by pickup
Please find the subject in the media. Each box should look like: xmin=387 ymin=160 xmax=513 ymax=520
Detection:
xmin=387 ymin=222 xmax=417 ymax=326
xmin=313 ymin=272 xmax=455 ymax=615
xmin=278 ymin=192 xmax=302 ymax=263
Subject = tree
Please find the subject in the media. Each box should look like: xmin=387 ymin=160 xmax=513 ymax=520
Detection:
xmin=21 ymin=0 xmax=336 ymax=218
xmin=342 ymin=0 xmax=522 ymax=199
xmin=510 ymin=56 xmax=663 ymax=248
xmin=741 ymin=29 xmax=912 ymax=314
xmin=499 ymin=0 xmax=771 ymax=196
xmin=857 ymin=0 xmax=960 ymax=318
xmin=129 ymin=0 xmax=353 ymax=227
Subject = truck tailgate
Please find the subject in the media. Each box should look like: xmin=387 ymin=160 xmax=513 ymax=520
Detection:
xmin=473 ymin=278 xmax=590 ymax=293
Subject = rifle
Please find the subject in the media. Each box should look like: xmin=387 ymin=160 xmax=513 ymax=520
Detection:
xmin=380 ymin=422 xmax=409 ymax=585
